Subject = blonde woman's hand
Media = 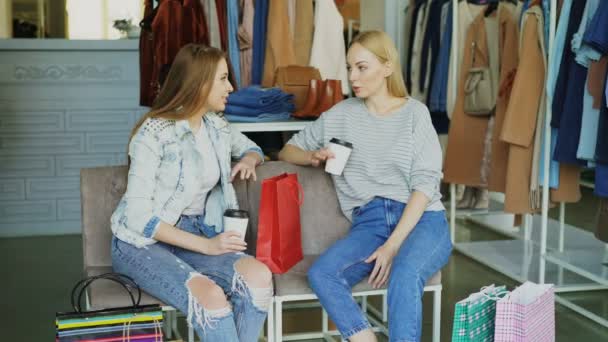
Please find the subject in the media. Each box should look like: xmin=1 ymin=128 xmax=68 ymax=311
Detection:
xmin=310 ymin=148 xmax=335 ymax=167
xmin=365 ymin=242 xmax=399 ymax=289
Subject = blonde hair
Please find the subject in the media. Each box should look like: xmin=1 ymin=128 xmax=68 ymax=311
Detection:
xmin=350 ymin=30 xmax=408 ymax=97
xmin=129 ymin=44 xmax=226 ymax=142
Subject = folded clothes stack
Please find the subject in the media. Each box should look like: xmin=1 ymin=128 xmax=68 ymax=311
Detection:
xmin=224 ymin=86 xmax=295 ymax=122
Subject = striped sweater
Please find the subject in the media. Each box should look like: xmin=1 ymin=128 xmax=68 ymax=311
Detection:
xmin=287 ymin=97 xmax=445 ymax=220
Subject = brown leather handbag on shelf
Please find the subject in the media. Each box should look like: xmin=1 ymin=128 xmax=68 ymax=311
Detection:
xmin=293 ymin=79 xmax=343 ymax=119
xmin=273 ymin=65 xmax=322 ymax=111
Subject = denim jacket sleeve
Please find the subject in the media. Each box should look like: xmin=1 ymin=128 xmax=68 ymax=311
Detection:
xmin=229 ymin=125 xmax=265 ymax=161
xmin=122 ymin=129 xmax=164 ymax=239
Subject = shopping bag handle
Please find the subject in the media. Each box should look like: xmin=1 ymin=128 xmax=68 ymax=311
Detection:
xmin=288 ymin=178 xmax=304 ymax=206
xmin=71 ymin=272 xmax=142 ymax=312
xmin=481 ymin=289 xmax=509 ymax=301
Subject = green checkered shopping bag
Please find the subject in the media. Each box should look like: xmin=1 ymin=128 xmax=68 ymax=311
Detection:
xmin=451 ymin=285 xmax=507 ymax=342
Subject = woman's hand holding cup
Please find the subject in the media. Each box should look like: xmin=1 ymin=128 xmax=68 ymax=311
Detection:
xmin=204 ymin=232 xmax=247 ymax=255
xmin=310 ymin=148 xmax=335 ymax=167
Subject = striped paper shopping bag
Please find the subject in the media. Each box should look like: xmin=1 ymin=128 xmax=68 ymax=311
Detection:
xmin=494 ymin=282 xmax=555 ymax=342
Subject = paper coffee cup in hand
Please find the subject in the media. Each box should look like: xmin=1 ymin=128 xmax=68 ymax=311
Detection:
xmin=223 ymin=209 xmax=249 ymax=241
xmin=325 ymin=138 xmax=353 ymax=176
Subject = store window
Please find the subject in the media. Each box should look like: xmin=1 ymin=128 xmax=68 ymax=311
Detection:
xmin=1 ymin=0 xmax=142 ymax=39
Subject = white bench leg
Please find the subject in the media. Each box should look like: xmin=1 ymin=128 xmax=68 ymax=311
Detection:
xmin=432 ymin=289 xmax=441 ymax=342
xmin=275 ymin=298 xmax=283 ymax=342
xmin=361 ymin=296 xmax=368 ymax=313
xmin=322 ymin=308 xmax=328 ymax=334
xmin=382 ymin=293 xmax=388 ymax=322
xmin=163 ymin=310 xmax=173 ymax=339
xmin=188 ymin=325 xmax=194 ymax=342
xmin=267 ymin=297 xmax=275 ymax=342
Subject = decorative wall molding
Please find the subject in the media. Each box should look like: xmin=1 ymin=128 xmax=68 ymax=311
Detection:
xmin=0 ymin=42 xmax=139 ymax=237
xmin=13 ymin=65 xmax=123 ymax=81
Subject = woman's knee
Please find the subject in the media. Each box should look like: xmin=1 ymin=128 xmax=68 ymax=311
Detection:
xmin=307 ymin=260 xmax=330 ymax=288
xmin=235 ymin=257 xmax=272 ymax=288
xmin=234 ymin=257 xmax=273 ymax=311
xmin=186 ymin=274 xmax=228 ymax=310
xmin=388 ymin=263 xmax=423 ymax=289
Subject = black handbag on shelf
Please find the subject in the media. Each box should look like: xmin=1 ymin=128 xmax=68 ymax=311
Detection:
xmin=55 ymin=272 xmax=164 ymax=342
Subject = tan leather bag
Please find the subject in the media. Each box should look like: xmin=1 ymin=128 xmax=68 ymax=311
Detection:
xmin=464 ymin=66 xmax=495 ymax=116
xmin=464 ymin=26 xmax=498 ymax=116
xmin=273 ymin=65 xmax=322 ymax=111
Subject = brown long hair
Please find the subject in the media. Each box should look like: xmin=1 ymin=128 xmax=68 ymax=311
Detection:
xmin=130 ymin=44 xmax=226 ymax=142
xmin=350 ymin=30 xmax=408 ymax=98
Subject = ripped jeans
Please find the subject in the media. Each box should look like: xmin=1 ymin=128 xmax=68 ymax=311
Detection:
xmin=111 ymin=214 xmax=271 ymax=342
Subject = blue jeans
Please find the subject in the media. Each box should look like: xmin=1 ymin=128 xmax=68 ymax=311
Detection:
xmin=308 ymin=197 xmax=452 ymax=342
xmin=112 ymin=215 xmax=270 ymax=342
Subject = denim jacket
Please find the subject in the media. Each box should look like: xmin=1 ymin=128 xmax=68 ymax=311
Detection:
xmin=111 ymin=113 xmax=263 ymax=248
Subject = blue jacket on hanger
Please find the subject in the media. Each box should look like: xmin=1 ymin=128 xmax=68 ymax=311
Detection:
xmin=553 ymin=0 xmax=588 ymax=165
xmin=539 ymin=0 xmax=575 ymax=188
xmin=251 ymin=0 xmax=269 ymax=85
xmin=574 ymin=0 xmax=601 ymax=163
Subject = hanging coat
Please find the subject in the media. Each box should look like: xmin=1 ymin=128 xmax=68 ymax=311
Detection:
xmin=293 ymin=0 xmax=314 ymax=66
xmin=183 ymin=0 xmax=208 ymax=45
xmin=500 ymin=6 xmax=545 ymax=214
xmin=139 ymin=0 xmax=155 ymax=106
xmin=139 ymin=0 xmax=209 ymax=106
xmin=443 ymin=13 xmax=491 ymax=187
xmin=487 ymin=4 xmax=520 ymax=193
xmin=215 ymin=0 xmax=228 ymax=51
xmin=308 ymin=0 xmax=349 ymax=94
xmin=261 ymin=0 xmax=296 ymax=87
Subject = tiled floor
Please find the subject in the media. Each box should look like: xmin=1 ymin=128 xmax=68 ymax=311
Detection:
xmin=2 ymin=188 xmax=607 ymax=341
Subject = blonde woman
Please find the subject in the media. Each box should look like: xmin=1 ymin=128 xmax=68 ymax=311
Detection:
xmin=111 ymin=44 xmax=272 ymax=342
xmin=279 ymin=31 xmax=452 ymax=342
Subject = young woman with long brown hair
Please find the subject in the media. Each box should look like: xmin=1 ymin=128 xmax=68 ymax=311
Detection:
xmin=111 ymin=44 xmax=272 ymax=342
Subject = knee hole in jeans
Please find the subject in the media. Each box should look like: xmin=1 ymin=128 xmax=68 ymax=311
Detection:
xmin=186 ymin=273 xmax=229 ymax=311
xmin=185 ymin=273 xmax=232 ymax=331
xmin=233 ymin=258 xmax=273 ymax=311
xmin=235 ymin=257 xmax=273 ymax=287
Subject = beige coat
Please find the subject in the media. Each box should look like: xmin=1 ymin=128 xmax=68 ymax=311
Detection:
xmin=487 ymin=5 xmax=520 ymax=193
xmin=262 ymin=0 xmax=296 ymax=87
xmin=293 ymin=0 xmax=314 ymax=66
xmin=443 ymin=13 xmax=491 ymax=187
xmin=500 ymin=8 xmax=545 ymax=214
xmin=501 ymin=6 xmax=580 ymax=213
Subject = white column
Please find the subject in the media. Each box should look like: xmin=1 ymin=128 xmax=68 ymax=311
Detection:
xmin=37 ymin=0 xmax=45 ymax=38
xmin=540 ymin=0 xmax=558 ymax=285
xmin=0 ymin=0 xmax=12 ymax=38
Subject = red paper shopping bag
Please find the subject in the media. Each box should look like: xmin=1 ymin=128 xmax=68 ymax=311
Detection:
xmin=256 ymin=173 xmax=304 ymax=274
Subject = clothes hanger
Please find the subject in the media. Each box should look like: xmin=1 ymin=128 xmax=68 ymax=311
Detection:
xmin=140 ymin=0 xmax=160 ymax=31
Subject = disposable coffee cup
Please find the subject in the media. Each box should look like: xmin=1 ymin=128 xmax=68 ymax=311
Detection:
xmin=223 ymin=209 xmax=249 ymax=240
xmin=325 ymin=138 xmax=353 ymax=176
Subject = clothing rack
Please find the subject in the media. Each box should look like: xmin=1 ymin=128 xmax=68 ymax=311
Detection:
xmin=439 ymin=0 xmax=608 ymax=328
